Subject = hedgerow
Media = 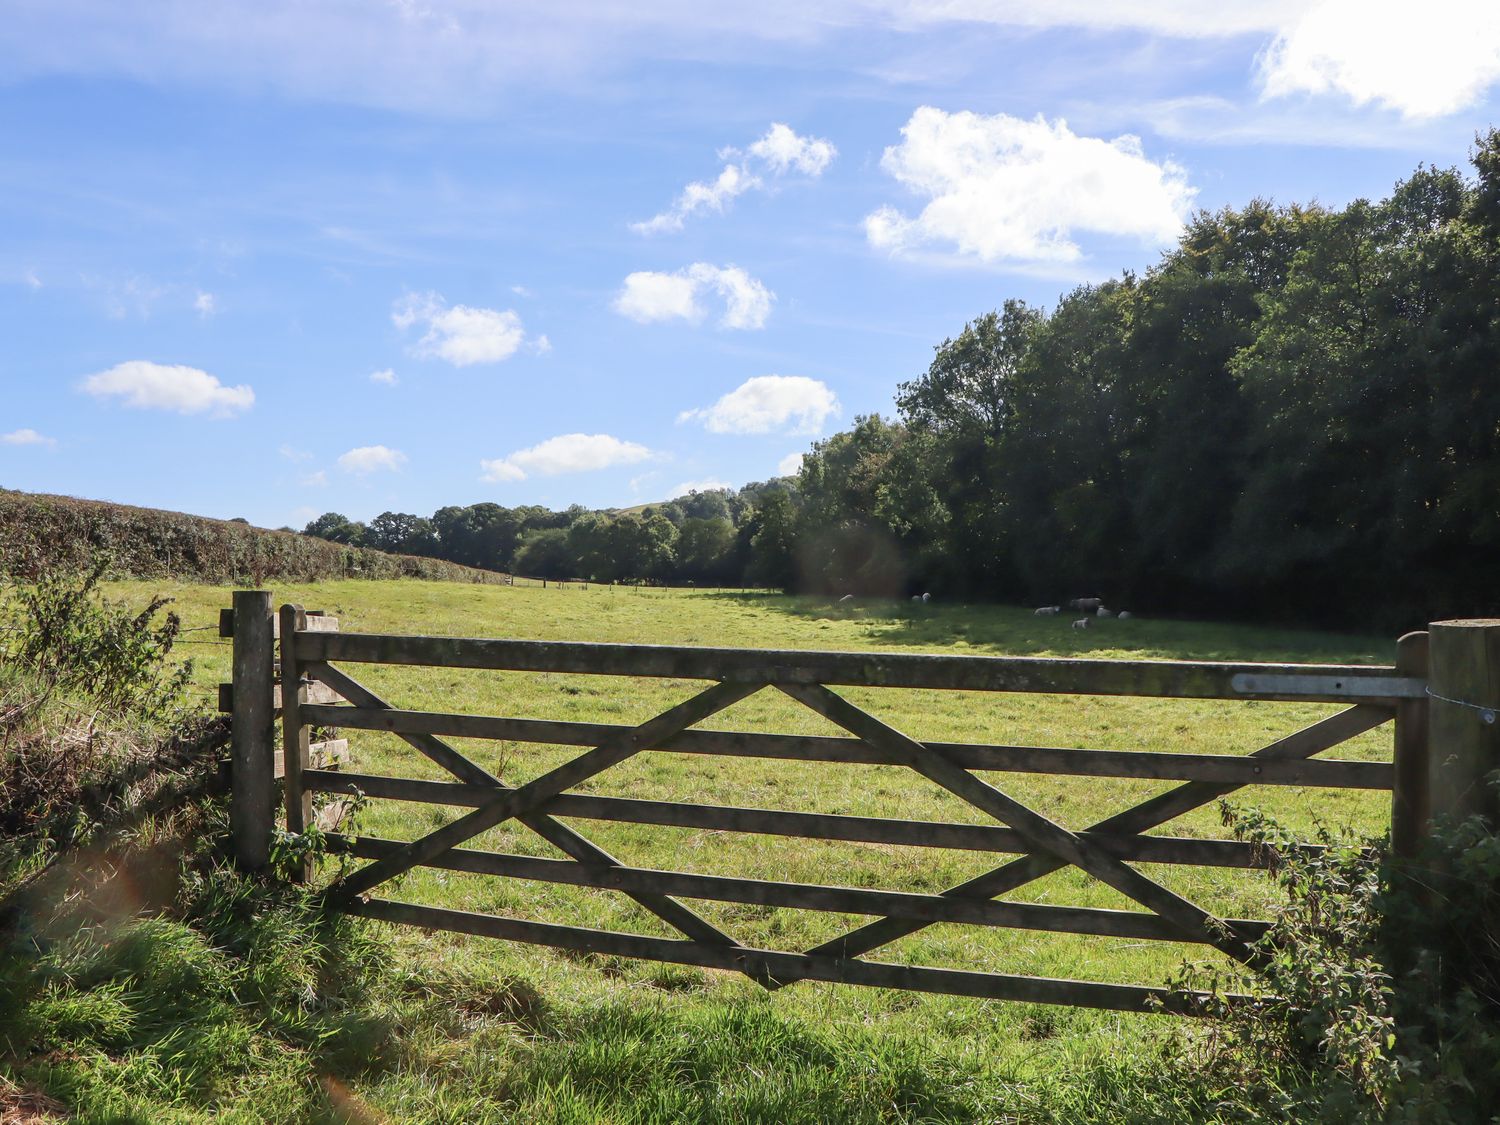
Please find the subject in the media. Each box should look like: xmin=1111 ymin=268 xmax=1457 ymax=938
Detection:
xmin=0 ymin=488 xmax=506 ymax=585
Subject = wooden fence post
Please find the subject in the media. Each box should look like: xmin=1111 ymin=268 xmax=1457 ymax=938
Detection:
xmin=1391 ymin=630 xmax=1431 ymax=859
xmin=279 ymin=603 xmax=312 ymax=881
xmin=1427 ymin=619 xmax=1500 ymax=828
xmin=230 ymin=590 xmax=276 ymax=870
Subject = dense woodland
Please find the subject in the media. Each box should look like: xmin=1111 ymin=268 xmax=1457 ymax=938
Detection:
xmin=305 ymin=134 xmax=1500 ymax=630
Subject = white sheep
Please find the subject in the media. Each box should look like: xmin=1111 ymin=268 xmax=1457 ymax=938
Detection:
xmin=921 ymin=592 xmax=931 ymax=602
xmin=1071 ymin=618 xmax=1090 ymax=630
xmin=1118 ymin=610 xmax=1133 ymax=620
xmin=1034 ymin=606 xmax=1060 ymax=616
xmin=1097 ymin=607 xmax=1114 ymax=617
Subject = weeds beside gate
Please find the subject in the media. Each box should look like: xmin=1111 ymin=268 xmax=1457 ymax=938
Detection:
xmin=221 ymin=591 xmax=1500 ymax=1015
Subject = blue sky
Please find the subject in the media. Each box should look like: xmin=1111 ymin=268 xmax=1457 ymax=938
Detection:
xmin=2 ymin=1 xmax=1498 ymax=528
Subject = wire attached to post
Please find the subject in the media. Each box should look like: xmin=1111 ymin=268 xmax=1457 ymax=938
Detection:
xmin=1426 ymin=686 xmax=1498 ymax=724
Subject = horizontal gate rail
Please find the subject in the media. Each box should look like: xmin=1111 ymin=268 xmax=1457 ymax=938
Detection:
xmin=303 ymin=770 xmax=1336 ymax=868
xmin=337 ymin=833 xmax=1274 ymax=944
xmin=296 ymin=632 xmax=1421 ymax=704
xmin=347 ymin=897 xmax=1248 ymax=1015
xmin=300 ymin=699 xmax=1392 ymax=789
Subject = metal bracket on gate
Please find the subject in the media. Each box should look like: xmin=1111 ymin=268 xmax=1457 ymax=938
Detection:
xmin=1229 ymin=673 xmax=1426 ymax=699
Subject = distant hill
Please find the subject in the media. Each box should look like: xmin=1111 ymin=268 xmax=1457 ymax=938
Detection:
xmin=0 ymin=489 xmax=507 ymax=585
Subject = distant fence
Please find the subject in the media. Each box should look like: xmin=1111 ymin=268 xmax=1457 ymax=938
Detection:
xmin=221 ymin=589 xmax=1500 ymax=1015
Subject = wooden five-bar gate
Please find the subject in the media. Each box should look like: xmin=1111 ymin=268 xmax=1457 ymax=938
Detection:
xmin=223 ymin=591 xmax=1499 ymax=1015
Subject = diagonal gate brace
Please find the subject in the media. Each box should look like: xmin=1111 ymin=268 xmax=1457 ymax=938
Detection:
xmin=309 ymin=662 xmax=756 ymax=960
xmin=778 ymin=683 xmax=1254 ymax=964
xmin=322 ymin=673 xmax=758 ymax=899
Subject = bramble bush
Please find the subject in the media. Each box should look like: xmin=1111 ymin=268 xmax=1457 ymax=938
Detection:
xmin=4 ymin=559 xmax=192 ymax=723
xmin=0 ymin=564 xmax=228 ymax=903
xmin=1168 ymin=796 xmax=1500 ymax=1123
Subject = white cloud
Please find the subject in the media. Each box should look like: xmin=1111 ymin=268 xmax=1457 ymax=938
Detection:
xmin=480 ymin=433 xmax=654 ymax=482
xmin=679 ymin=375 xmax=840 ymax=435
xmin=0 ymin=4 xmax=1312 ymax=118
xmin=80 ymin=360 xmax=254 ymax=417
xmin=1258 ymin=0 xmax=1500 ymax=119
xmin=866 ymin=107 xmax=1195 ymax=265
xmin=20 ymin=3 xmax=1489 ymax=151
xmin=670 ymin=478 xmax=733 ymax=498
xmin=614 ymin=264 xmax=773 ymax=329
xmin=1 ymin=428 xmax=56 ymax=448
xmin=481 ymin=459 xmax=527 ymax=483
xmin=701 ymin=266 xmax=774 ymax=329
xmin=888 ymin=2 xmax=1304 ymax=39
xmin=338 ymin=445 xmax=407 ymax=474
xmin=301 ymin=470 xmax=329 ymax=487
xmin=777 ymin=452 xmax=805 ymax=476
xmin=614 ymin=271 xmax=701 ymax=323
xmin=369 ymin=367 xmax=399 ymax=385
xmin=1132 ymin=94 xmax=1440 ymax=149
xmin=22 ymin=269 xmax=42 ymax=290
xmin=392 ymin=290 xmax=534 ymax=365
xmin=279 ymin=444 xmax=313 ymax=462
xmin=194 ymin=290 xmax=217 ymax=317
xmin=633 ymin=123 xmax=836 ymax=234
xmin=634 ymin=165 xmax=759 ymax=236
xmin=747 ymin=122 xmax=837 ymax=176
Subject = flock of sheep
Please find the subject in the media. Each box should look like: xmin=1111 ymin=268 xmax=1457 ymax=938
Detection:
xmin=1034 ymin=597 xmax=1133 ymax=629
xmin=832 ymin=590 xmax=1133 ymax=630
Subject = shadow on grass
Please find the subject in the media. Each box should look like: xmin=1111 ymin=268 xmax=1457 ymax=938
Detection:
xmin=701 ymin=591 xmax=1390 ymax=665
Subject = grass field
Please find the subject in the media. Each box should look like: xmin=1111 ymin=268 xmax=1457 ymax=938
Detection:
xmin=103 ymin=578 xmax=1401 ymax=1122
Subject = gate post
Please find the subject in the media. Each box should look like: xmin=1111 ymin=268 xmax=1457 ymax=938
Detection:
xmin=230 ymin=589 xmax=277 ymax=870
xmin=1426 ymin=619 xmax=1500 ymax=829
xmin=279 ymin=603 xmax=312 ymax=882
xmin=1391 ymin=631 xmax=1431 ymax=860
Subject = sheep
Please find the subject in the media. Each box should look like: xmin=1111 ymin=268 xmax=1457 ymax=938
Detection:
xmin=1034 ymin=606 xmax=1060 ymax=616
xmin=838 ymin=594 xmax=854 ymax=604
xmin=1070 ymin=597 xmax=1103 ymax=612
xmin=1117 ymin=610 xmax=1133 ymax=620
xmin=1097 ymin=607 xmax=1114 ymax=618
xmin=921 ymin=592 xmax=931 ymax=603
xmin=911 ymin=595 xmax=920 ymax=602
xmin=1071 ymin=617 xmax=1091 ymax=629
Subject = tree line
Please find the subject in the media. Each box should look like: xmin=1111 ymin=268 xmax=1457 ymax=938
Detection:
xmin=301 ymin=480 xmax=796 ymax=588
xmin=305 ymin=133 xmax=1500 ymax=629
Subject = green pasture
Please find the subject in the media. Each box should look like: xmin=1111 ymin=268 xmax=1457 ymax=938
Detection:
xmin=101 ymin=578 xmax=1399 ymax=1121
